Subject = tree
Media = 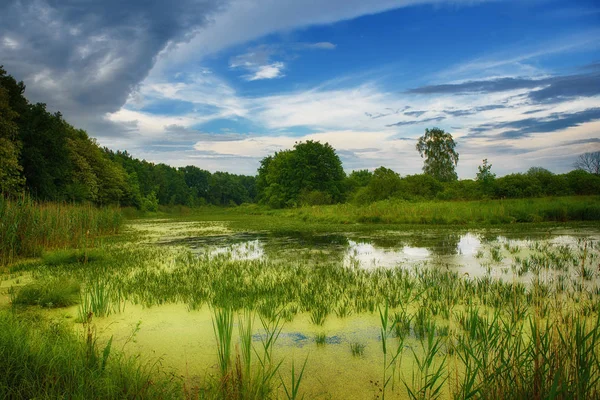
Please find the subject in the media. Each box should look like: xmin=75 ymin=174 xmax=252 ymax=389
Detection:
xmin=257 ymin=141 xmax=345 ymax=208
xmin=416 ymin=128 xmax=459 ymax=182
xmin=0 ymin=85 xmax=25 ymax=196
xmin=574 ymin=152 xmax=600 ymax=175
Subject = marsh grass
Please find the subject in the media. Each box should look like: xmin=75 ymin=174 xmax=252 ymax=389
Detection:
xmin=207 ymin=308 xmax=286 ymax=400
xmin=11 ymin=277 xmax=80 ymax=308
xmin=0 ymin=196 xmax=122 ymax=265
xmin=314 ymin=332 xmax=327 ymax=346
xmin=350 ymin=341 xmax=366 ymax=357
xmin=42 ymin=248 xmax=106 ymax=266
xmin=0 ymin=311 xmax=180 ymax=399
xmin=77 ymin=280 xmax=122 ymax=321
xmin=235 ymin=196 xmax=600 ymax=226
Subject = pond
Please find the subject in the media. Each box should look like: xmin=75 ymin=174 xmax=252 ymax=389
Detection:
xmin=9 ymin=219 xmax=600 ymax=399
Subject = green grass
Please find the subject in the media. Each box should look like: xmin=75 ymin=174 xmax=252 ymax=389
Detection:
xmin=42 ymin=248 xmax=106 ymax=266
xmin=273 ymin=196 xmax=600 ymax=225
xmin=11 ymin=277 xmax=80 ymax=308
xmin=350 ymin=342 xmax=366 ymax=357
xmin=0 ymin=196 xmax=122 ymax=265
xmin=0 ymin=311 xmax=180 ymax=399
xmin=315 ymin=332 xmax=327 ymax=346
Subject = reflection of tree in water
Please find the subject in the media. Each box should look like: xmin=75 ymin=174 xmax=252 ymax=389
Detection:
xmin=427 ymin=233 xmax=462 ymax=256
xmin=401 ymin=232 xmax=462 ymax=256
xmin=349 ymin=232 xmax=462 ymax=257
xmin=262 ymin=232 xmax=350 ymax=264
xmin=478 ymin=231 xmax=500 ymax=245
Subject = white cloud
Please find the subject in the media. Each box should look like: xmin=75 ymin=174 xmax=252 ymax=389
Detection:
xmin=302 ymin=42 xmax=336 ymax=50
xmin=246 ymin=62 xmax=285 ymax=81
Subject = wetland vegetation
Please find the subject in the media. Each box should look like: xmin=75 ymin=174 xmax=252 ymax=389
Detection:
xmin=2 ymin=212 xmax=600 ymax=399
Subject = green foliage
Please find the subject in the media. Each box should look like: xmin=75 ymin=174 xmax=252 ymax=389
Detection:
xmin=0 ymin=80 xmax=24 ymax=196
xmin=345 ymin=169 xmax=373 ymax=194
xmin=362 ymin=166 xmax=403 ymax=202
xmin=416 ymin=127 xmax=459 ymax=182
xmin=258 ymin=140 xmax=345 ymax=208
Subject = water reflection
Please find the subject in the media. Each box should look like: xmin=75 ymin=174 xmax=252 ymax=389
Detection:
xmin=160 ymin=229 xmax=598 ymax=278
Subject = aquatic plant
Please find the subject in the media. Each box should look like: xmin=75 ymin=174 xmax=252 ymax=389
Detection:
xmin=350 ymin=342 xmax=366 ymax=357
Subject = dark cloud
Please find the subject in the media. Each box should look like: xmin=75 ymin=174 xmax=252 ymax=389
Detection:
xmin=407 ymin=70 xmax=600 ymax=104
xmin=528 ymin=72 xmax=600 ymax=103
xmin=404 ymin=110 xmax=426 ymax=117
xmin=0 ymin=0 xmax=224 ymax=135
xmin=164 ymin=124 xmax=250 ymax=142
xmin=444 ymin=104 xmax=507 ymax=117
xmin=387 ymin=136 xmax=414 ymax=141
xmin=386 ymin=116 xmax=445 ymax=127
xmin=365 ymin=106 xmax=408 ymax=119
xmin=559 ymin=138 xmax=600 ymax=146
xmin=467 ymin=108 xmax=600 ymax=139
xmin=522 ymin=108 xmax=547 ymax=115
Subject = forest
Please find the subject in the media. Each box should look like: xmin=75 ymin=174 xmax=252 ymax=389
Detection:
xmin=1 ymin=65 xmax=599 ymax=210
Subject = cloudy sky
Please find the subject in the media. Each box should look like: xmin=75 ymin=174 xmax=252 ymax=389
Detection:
xmin=1 ymin=0 xmax=599 ymax=177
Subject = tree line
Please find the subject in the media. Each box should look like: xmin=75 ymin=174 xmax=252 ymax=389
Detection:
xmin=1 ymin=66 xmax=598 ymax=209
xmin=0 ymin=67 xmax=256 ymax=209
xmin=257 ymin=129 xmax=600 ymax=207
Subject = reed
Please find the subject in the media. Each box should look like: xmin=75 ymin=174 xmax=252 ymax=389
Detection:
xmin=0 ymin=196 xmax=122 ymax=265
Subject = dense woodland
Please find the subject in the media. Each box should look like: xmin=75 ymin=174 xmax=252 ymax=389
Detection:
xmin=1 ymin=66 xmax=599 ymax=210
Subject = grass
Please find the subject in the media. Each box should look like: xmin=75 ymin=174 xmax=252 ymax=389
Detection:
xmin=0 ymin=310 xmax=180 ymax=399
xmin=314 ymin=332 xmax=327 ymax=346
xmin=0 ymin=196 xmax=122 ymax=265
xmin=350 ymin=342 xmax=366 ymax=357
xmin=276 ymin=196 xmax=600 ymax=225
xmin=11 ymin=277 xmax=80 ymax=308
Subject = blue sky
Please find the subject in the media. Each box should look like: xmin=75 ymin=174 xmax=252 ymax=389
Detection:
xmin=2 ymin=0 xmax=599 ymax=177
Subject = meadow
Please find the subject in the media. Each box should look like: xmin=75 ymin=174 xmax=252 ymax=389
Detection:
xmin=1 ymin=198 xmax=600 ymax=399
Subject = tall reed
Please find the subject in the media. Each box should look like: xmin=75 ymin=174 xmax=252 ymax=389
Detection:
xmin=0 ymin=196 xmax=122 ymax=264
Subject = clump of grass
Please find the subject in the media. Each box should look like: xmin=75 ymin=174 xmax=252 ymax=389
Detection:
xmin=77 ymin=280 xmax=120 ymax=320
xmin=42 ymin=249 xmax=106 ymax=266
xmin=212 ymin=306 xmax=234 ymax=378
xmin=350 ymin=342 xmax=366 ymax=357
xmin=315 ymin=332 xmax=327 ymax=346
xmin=11 ymin=278 xmax=80 ymax=308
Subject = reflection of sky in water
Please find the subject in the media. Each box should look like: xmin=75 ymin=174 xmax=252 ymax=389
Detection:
xmin=184 ymin=230 xmax=598 ymax=279
xmin=457 ymin=233 xmax=480 ymax=256
xmin=208 ymin=239 xmax=264 ymax=260
xmin=343 ymin=241 xmax=430 ymax=268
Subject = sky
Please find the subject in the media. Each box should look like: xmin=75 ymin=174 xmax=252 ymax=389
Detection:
xmin=1 ymin=0 xmax=599 ymax=178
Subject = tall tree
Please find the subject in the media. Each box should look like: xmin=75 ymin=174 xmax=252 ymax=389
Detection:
xmin=416 ymin=128 xmax=459 ymax=182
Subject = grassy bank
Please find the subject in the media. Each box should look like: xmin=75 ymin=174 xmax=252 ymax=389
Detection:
xmin=247 ymin=196 xmax=600 ymax=225
xmin=0 ymin=197 xmax=123 ymax=265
